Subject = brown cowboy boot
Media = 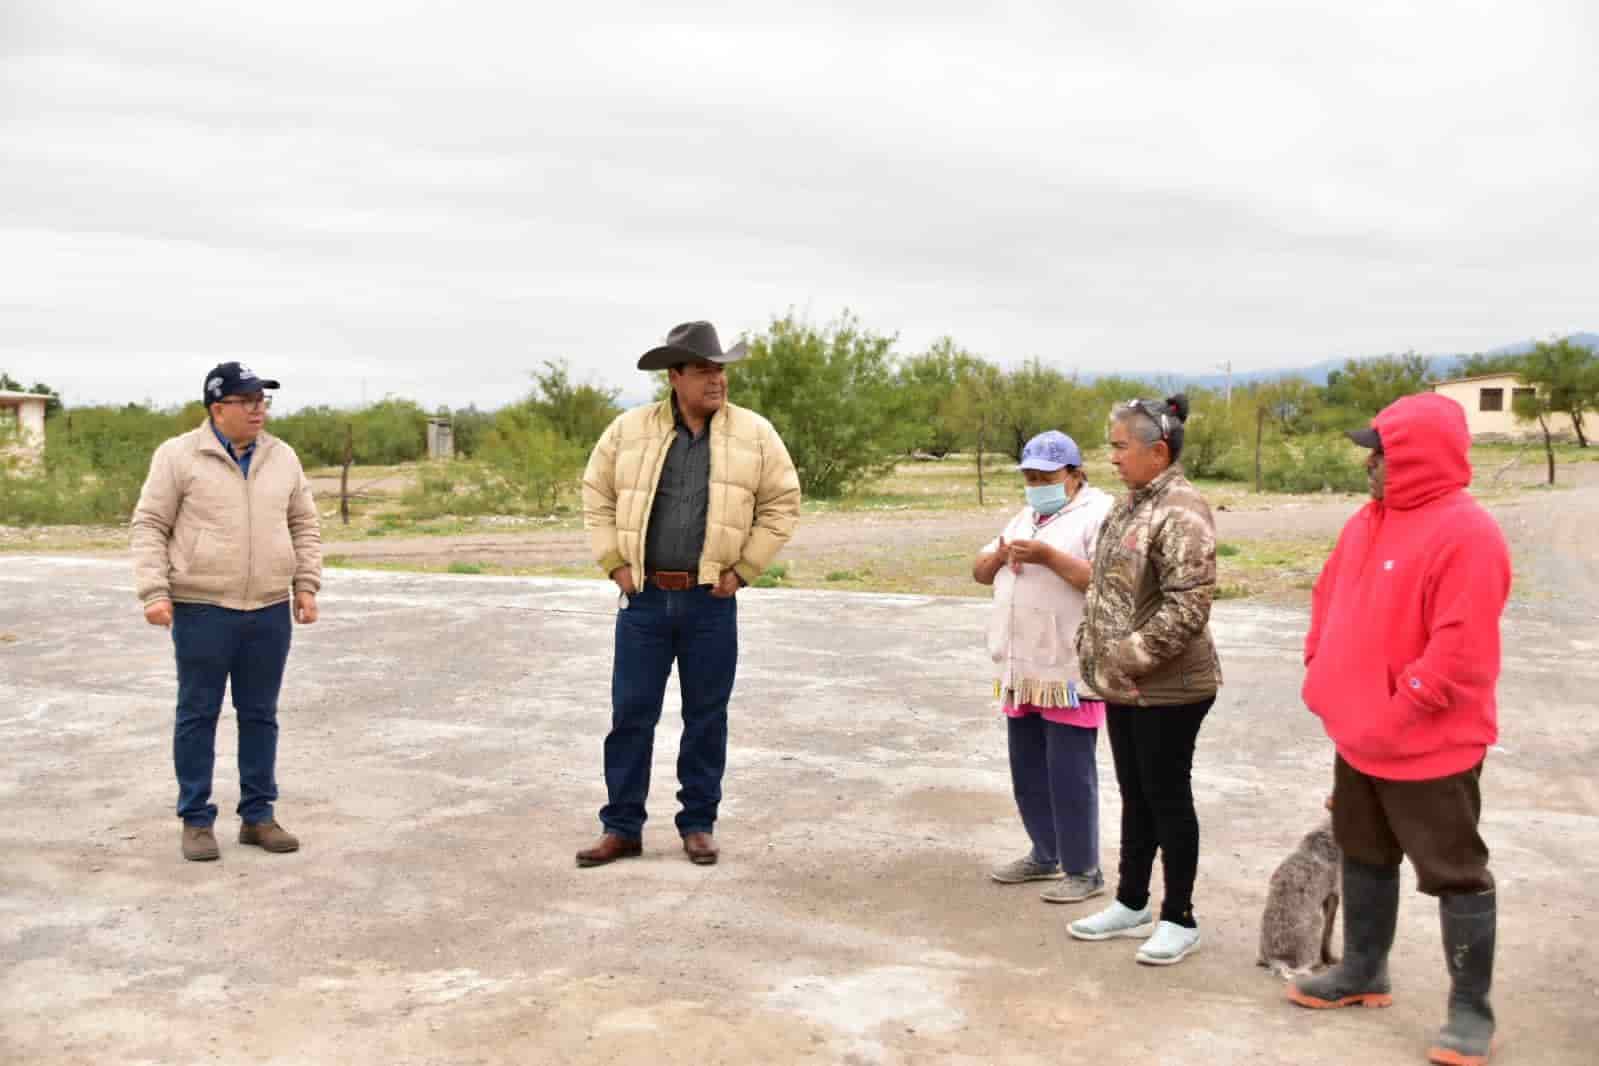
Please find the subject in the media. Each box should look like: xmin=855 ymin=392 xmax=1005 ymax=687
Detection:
xmin=576 ymin=833 xmax=642 ymax=868
xmin=682 ymin=832 xmax=718 ymax=865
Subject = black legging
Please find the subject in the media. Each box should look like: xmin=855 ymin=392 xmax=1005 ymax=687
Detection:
xmin=1106 ymin=698 xmax=1215 ymax=928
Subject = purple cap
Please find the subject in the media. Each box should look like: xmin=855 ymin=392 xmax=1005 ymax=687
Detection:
xmin=1017 ymin=430 xmax=1083 ymax=471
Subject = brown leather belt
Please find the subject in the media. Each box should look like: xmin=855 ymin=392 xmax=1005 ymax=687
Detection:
xmin=647 ymin=570 xmax=695 ymax=591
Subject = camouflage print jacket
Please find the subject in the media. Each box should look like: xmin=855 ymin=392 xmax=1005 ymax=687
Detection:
xmin=1075 ymin=464 xmax=1222 ymax=706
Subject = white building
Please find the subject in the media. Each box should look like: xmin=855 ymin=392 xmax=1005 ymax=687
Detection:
xmin=0 ymin=391 xmax=50 ymax=464
xmin=1431 ymin=373 xmax=1590 ymax=441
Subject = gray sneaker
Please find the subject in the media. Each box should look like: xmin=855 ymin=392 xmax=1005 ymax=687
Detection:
xmin=990 ymin=855 xmax=1063 ymax=884
xmin=1041 ymin=869 xmax=1106 ymax=904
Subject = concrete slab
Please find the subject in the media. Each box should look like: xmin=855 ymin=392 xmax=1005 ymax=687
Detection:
xmin=1 ymin=557 xmax=1595 ymax=1065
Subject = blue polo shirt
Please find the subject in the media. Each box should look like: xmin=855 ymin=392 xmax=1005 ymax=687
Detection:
xmin=210 ymin=420 xmax=257 ymax=479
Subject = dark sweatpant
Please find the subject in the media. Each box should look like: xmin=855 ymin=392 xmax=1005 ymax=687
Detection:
xmin=1331 ymin=754 xmax=1493 ymax=896
xmin=1106 ymin=698 xmax=1214 ymax=927
xmin=1006 ymin=715 xmax=1100 ymax=875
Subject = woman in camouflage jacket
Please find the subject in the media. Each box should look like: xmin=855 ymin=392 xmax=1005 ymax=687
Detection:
xmin=1067 ymin=395 xmax=1221 ymax=968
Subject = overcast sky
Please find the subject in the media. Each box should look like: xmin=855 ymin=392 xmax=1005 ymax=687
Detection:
xmin=2 ymin=1 xmax=1596 ymax=411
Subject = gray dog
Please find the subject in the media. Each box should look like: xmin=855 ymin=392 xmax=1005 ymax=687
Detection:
xmin=1258 ymin=818 xmax=1342 ymax=979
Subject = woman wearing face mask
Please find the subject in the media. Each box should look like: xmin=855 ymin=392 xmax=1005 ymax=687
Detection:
xmin=974 ymin=430 xmax=1115 ymax=904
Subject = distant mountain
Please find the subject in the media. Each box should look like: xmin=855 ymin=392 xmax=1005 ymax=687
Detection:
xmin=1483 ymin=331 xmax=1599 ymax=358
xmin=1164 ymin=331 xmax=1598 ymax=389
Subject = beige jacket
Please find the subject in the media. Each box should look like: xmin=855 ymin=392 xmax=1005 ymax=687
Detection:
xmin=131 ymin=425 xmax=323 ymax=610
xmin=582 ymin=399 xmax=801 ymax=586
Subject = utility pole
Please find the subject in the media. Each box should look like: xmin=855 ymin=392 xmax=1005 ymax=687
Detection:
xmin=1217 ymin=361 xmax=1233 ymax=406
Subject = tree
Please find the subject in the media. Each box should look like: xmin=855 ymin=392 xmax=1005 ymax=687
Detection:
xmin=477 ymin=406 xmax=589 ymax=511
xmin=732 ymin=312 xmax=908 ymax=498
xmin=981 ymin=358 xmax=1098 ymax=461
xmin=1518 ymin=338 xmax=1596 ymax=449
xmin=1456 ymin=351 xmax=1524 ymax=378
xmin=896 ymin=339 xmax=986 ymax=456
xmin=944 ymin=359 xmax=1005 ymax=503
xmin=1324 ymin=352 xmax=1432 ymax=415
xmin=524 ymin=360 xmax=622 ymax=448
xmin=1513 ymin=340 xmax=1599 ymax=479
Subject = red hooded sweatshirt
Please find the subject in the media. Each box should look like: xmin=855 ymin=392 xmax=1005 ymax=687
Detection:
xmin=1302 ymin=392 xmax=1511 ymax=781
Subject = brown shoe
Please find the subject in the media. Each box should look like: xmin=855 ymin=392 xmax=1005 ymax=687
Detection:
xmin=576 ymin=833 xmax=642 ymax=867
xmin=182 ymin=825 xmax=220 ymax=862
xmin=238 ymin=820 xmax=299 ymax=853
xmin=682 ymin=832 xmax=718 ymax=865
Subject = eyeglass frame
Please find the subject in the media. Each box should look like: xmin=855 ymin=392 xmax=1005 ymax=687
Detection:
xmin=214 ymin=395 xmax=273 ymax=412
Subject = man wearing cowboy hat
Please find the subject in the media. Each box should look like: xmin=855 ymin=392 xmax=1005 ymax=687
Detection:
xmin=577 ymin=321 xmax=801 ymax=867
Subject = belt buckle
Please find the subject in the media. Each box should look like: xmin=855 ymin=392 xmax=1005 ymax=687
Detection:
xmin=652 ymin=571 xmax=693 ymax=591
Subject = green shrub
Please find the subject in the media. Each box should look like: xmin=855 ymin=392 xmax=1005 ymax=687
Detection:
xmin=1262 ymin=435 xmax=1368 ymax=494
xmin=753 ymin=563 xmax=789 ymax=588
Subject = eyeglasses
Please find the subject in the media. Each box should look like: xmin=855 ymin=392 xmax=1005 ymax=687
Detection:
xmin=1121 ymin=398 xmax=1174 ymax=439
xmin=218 ymin=396 xmax=273 ymax=412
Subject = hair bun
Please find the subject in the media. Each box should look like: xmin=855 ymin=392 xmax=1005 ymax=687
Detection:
xmin=1165 ymin=393 xmax=1191 ymax=423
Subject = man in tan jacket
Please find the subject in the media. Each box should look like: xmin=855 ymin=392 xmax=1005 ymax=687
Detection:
xmin=131 ymin=362 xmax=322 ymax=862
xmin=576 ymin=321 xmax=800 ymax=868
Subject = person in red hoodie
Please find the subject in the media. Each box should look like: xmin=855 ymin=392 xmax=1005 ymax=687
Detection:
xmin=1288 ymin=393 xmax=1511 ymax=1066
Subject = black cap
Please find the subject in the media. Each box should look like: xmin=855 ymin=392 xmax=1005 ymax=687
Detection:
xmin=1345 ymin=426 xmax=1382 ymax=450
xmin=203 ymin=362 xmax=281 ymax=405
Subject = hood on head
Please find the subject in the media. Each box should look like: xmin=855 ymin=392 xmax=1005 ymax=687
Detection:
xmin=1368 ymin=392 xmax=1471 ymax=509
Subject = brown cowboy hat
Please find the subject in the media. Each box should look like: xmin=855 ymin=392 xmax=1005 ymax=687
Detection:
xmin=637 ymin=321 xmax=749 ymax=371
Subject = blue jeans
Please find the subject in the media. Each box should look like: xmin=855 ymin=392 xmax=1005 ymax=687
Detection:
xmin=171 ymin=601 xmax=293 ymax=827
xmin=1006 ymin=714 xmax=1100 ymax=875
xmin=601 ymin=583 xmax=738 ymax=838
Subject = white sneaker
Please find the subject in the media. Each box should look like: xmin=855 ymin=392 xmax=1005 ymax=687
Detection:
xmin=1068 ymin=900 xmax=1155 ymax=941
xmin=1136 ymin=920 xmax=1201 ymax=965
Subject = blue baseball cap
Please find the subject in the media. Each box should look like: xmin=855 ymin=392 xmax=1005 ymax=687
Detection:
xmin=203 ymin=361 xmax=280 ymax=405
xmin=1017 ymin=430 xmax=1082 ymax=471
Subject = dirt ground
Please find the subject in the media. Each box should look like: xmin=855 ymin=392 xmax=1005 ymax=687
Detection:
xmin=3 ymin=486 xmax=1598 ymax=1066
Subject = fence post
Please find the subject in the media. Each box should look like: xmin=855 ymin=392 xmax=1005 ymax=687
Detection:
xmin=1254 ymin=404 xmax=1265 ymax=494
xmin=976 ymin=414 xmax=986 ymax=506
xmin=341 ymin=423 xmax=353 ymax=525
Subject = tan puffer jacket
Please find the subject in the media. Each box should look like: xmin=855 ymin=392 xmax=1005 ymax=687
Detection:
xmin=131 ymin=426 xmax=322 ymax=610
xmin=582 ymin=399 xmax=801 ymax=587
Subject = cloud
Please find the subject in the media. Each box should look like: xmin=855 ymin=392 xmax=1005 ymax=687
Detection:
xmin=2 ymin=0 xmax=1596 ymax=409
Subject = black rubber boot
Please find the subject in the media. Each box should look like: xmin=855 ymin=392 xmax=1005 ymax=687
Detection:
xmin=1428 ymin=890 xmax=1496 ymax=1065
xmin=1289 ymin=859 xmax=1399 ymax=1008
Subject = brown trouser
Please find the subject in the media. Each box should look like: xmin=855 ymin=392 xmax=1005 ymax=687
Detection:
xmin=1332 ymin=755 xmax=1494 ymax=896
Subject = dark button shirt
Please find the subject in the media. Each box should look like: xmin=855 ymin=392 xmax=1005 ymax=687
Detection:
xmin=643 ymin=400 xmax=711 ymax=574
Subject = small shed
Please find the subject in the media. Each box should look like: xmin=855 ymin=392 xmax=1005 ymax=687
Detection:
xmin=426 ymin=417 xmax=455 ymax=461
xmin=1431 ymin=374 xmax=1590 ymax=441
xmin=0 ymin=391 xmax=49 ymax=464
